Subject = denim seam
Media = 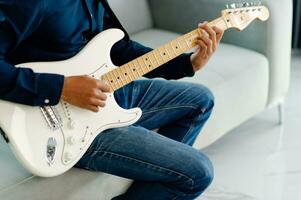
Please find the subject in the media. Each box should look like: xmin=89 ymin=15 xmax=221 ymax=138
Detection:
xmin=89 ymin=149 xmax=195 ymax=186
xmin=142 ymin=105 xmax=200 ymax=115
xmin=180 ymin=109 xmax=204 ymax=145
xmin=136 ymin=80 xmax=155 ymax=108
xmin=142 ymin=104 xmax=204 ymax=147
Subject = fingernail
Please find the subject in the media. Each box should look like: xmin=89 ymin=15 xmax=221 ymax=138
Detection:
xmin=199 ymin=21 xmax=207 ymax=26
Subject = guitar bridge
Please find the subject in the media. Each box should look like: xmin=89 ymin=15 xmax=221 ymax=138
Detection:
xmin=40 ymin=106 xmax=63 ymax=131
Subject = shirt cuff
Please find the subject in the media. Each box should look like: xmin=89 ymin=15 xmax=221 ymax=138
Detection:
xmin=35 ymin=73 xmax=65 ymax=106
xmin=176 ymin=53 xmax=195 ymax=78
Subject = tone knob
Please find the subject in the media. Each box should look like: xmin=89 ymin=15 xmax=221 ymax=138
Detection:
xmin=64 ymin=152 xmax=73 ymax=161
xmin=68 ymin=120 xmax=76 ymax=129
xmin=67 ymin=136 xmax=76 ymax=145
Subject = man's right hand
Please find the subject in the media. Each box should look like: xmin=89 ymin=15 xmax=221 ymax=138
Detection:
xmin=61 ymin=76 xmax=111 ymax=112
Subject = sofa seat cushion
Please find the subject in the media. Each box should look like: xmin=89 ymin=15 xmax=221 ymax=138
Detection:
xmin=131 ymin=28 xmax=269 ymax=148
xmin=0 ymin=136 xmax=132 ymax=200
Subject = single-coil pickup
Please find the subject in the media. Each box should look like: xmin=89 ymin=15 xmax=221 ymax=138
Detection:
xmin=40 ymin=106 xmax=63 ymax=131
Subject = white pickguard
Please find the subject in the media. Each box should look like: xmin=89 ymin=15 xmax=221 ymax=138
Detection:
xmin=0 ymin=29 xmax=142 ymax=177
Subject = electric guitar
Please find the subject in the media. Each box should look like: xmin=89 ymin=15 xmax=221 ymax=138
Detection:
xmin=0 ymin=4 xmax=269 ymax=177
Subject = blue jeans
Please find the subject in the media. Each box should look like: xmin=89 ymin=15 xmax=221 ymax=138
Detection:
xmin=75 ymin=79 xmax=214 ymax=200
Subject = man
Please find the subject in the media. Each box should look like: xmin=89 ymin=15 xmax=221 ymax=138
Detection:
xmin=0 ymin=0 xmax=223 ymax=199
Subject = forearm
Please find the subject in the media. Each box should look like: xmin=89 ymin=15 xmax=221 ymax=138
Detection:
xmin=0 ymin=61 xmax=64 ymax=106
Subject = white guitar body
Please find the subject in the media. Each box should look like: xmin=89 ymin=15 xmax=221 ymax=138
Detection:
xmin=0 ymin=29 xmax=142 ymax=177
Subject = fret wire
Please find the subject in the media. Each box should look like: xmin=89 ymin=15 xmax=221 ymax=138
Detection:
xmin=151 ymin=51 xmax=160 ymax=68
xmin=106 ymin=71 xmax=116 ymax=86
xmin=141 ymin=56 xmax=149 ymax=74
xmin=176 ymin=37 xmax=185 ymax=52
xmin=110 ymin=69 xmax=118 ymax=84
xmin=126 ymin=63 xmax=135 ymax=82
xmin=119 ymin=68 xmax=128 ymax=86
xmin=126 ymin=62 xmax=135 ymax=81
xmin=154 ymin=50 xmax=162 ymax=65
xmin=159 ymin=48 xmax=166 ymax=64
xmin=157 ymin=48 xmax=162 ymax=63
xmin=189 ymin=31 xmax=196 ymax=47
xmin=158 ymin=47 xmax=167 ymax=63
xmin=133 ymin=59 xmax=143 ymax=77
xmin=169 ymin=41 xmax=177 ymax=57
xmin=187 ymin=32 xmax=194 ymax=47
xmin=139 ymin=57 xmax=147 ymax=75
xmin=168 ymin=43 xmax=175 ymax=59
xmin=115 ymin=68 xmax=124 ymax=85
xmin=148 ymin=52 xmax=156 ymax=70
xmin=132 ymin=59 xmax=140 ymax=76
xmin=182 ymin=35 xmax=191 ymax=49
xmin=110 ymin=79 xmax=117 ymax=91
xmin=125 ymin=64 xmax=133 ymax=84
xmin=134 ymin=59 xmax=141 ymax=75
xmin=130 ymin=61 xmax=139 ymax=80
xmin=169 ymin=40 xmax=176 ymax=55
xmin=164 ymin=44 xmax=172 ymax=59
xmin=120 ymin=65 xmax=130 ymax=85
xmin=146 ymin=53 xmax=154 ymax=70
xmin=116 ymin=68 xmax=126 ymax=86
xmin=175 ymin=38 xmax=182 ymax=53
xmin=191 ymin=32 xmax=196 ymax=41
xmin=163 ymin=44 xmax=172 ymax=61
xmin=130 ymin=60 xmax=136 ymax=81
xmin=111 ymin=69 xmax=122 ymax=88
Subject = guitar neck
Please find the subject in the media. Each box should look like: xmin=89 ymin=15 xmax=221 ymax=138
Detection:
xmin=101 ymin=17 xmax=228 ymax=91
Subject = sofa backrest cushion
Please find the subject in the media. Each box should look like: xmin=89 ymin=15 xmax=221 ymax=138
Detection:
xmin=107 ymin=0 xmax=153 ymax=35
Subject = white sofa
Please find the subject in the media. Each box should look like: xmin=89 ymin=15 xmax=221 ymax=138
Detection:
xmin=0 ymin=0 xmax=292 ymax=199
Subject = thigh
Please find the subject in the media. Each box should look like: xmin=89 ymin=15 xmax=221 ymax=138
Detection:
xmin=114 ymin=79 xmax=214 ymax=130
xmin=75 ymin=126 xmax=212 ymax=183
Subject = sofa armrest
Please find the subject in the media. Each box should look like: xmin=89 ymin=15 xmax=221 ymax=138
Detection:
xmin=148 ymin=0 xmax=293 ymax=106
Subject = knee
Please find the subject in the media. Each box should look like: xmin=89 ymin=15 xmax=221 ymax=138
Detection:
xmin=191 ymin=84 xmax=215 ymax=114
xmin=190 ymin=152 xmax=214 ymax=195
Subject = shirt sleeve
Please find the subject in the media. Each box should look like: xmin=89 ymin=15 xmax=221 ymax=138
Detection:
xmin=111 ymin=39 xmax=195 ymax=80
xmin=0 ymin=1 xmax=64 ymax=106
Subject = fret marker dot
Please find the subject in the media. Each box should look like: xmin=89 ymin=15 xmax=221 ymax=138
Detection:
xmin=125 ymin=73 xmax=127 ymax=75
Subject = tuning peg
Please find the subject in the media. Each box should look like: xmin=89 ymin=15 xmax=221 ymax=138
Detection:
xmin=255 ymin=1 xmax=262 ymax=6
xmin=236 ymin=3 xmax=243 ymax=8
xmin=230 ymin=3 xmax=236 ymax=9
xmin=243 ymin=2 xmax=250 ymax=7
xmin=225 ymin=4 xmax=229 ymax=9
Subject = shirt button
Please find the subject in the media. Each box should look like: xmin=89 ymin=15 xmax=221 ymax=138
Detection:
xmin=44 ymin=99 xmax=50 ymax=104
xmin=90 ymin=14 xmax=93 ymax=18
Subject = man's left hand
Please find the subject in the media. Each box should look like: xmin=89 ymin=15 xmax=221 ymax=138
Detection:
xmin=190 ymin=22 xmax=224 ymax=72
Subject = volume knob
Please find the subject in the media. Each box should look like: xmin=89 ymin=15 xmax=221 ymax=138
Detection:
xmin=64 ymin=152 xmax=73 ymax=162
xmin=67 ymin=136 xmax=76 ymax=145
xmin=68 ymin=120 xmax=76 ymax=129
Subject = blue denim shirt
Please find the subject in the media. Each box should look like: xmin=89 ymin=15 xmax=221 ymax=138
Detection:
xmin=0 ymin=0 xmax=194 ymax=106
